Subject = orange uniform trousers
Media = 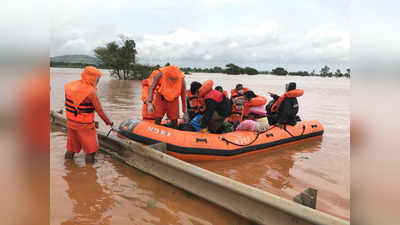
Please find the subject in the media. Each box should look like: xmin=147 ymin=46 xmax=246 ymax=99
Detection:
xmin=67 ymin=127 xmax=99 ymax=154
xmin=153 ymin=93 xmax=179 ymax=120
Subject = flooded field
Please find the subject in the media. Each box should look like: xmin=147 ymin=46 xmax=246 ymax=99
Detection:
xmin=51 ymin=67 xmax=350 ymax=224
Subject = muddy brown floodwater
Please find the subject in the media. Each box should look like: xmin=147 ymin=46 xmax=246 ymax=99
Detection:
xmin=51 ymin=68 xmax=350 ymax=224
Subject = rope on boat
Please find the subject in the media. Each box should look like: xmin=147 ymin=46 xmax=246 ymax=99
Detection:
xmin=220 ymin=124 xmax=306 ymax=147
xmin=220 ymin=125 xmax=278 ymax=147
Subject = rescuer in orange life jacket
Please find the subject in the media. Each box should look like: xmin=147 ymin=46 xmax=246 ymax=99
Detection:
xmin=146 ymin=65 xmax=187 ymax=129
xmin=266 ymin=82 xmax=304 ymax=126
xmin=64 ymin=66 xmax=113 ymax=163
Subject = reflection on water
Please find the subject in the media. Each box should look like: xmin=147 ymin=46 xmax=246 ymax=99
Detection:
xmin=61 ymin=162 xmax=115 ymax=225
xmin=52 ymin=129 xmax=250 ymax=225
xmin=196 ymin=137 xmax=322 ymax=193
xmin=51 ymin=68 xmax=350 ymax=222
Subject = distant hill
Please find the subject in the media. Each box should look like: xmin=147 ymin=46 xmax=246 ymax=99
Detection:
xmin=51 ymin=54 xmax=102 ymax=65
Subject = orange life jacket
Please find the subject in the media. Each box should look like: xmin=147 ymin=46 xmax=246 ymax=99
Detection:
xmin=243 ymin=95 xmax=267 ymax=117
xmin=186 ymin=90 xmax=204 ymax=114
xmin=223 ymin=90 xmax=229 ymax=98
xmin=154 ymin=65 xmax=185 ymax=101
xmin=230 ymin=105 xmax=242 ymax=124
xmin=231 ymin=87 xmax=249 ymax=99
xmin=271 ymin=89 xmax=304 ymax=112
xmin=230 ymin=95 xmax=267 ymax=123
xmin=198 ymin=80 xmax=214 ymax=98
xmin=204 ymin=89 xmax=223 ymax=103
xmin=64 ymin=66 xmax=101 ymax=125
xmin=197 ymin=80 xmax=214 ymax=108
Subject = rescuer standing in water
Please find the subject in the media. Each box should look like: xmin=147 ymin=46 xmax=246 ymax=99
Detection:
xmin=64 ymin=66 xmax=113 ymax=163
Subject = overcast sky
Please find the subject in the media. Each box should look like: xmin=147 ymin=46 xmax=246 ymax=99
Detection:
xmin=50 ymin=0 xmax=350 ymax=71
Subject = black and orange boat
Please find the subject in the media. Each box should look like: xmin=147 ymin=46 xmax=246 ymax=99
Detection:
xmin=117 ymin=119 xmax=324 ymax=162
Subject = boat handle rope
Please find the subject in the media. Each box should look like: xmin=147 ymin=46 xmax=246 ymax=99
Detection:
xmin=220 ymin=124 xmax=306 ymax=146
xmin=282 ymin=124 xmax=306 ymax=138
xmin=220 ymin=125 xmax=278 ymax=147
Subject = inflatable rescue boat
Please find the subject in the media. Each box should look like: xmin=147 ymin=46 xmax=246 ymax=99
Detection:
xmin=117 ymin=119 xmax=324 ymax=162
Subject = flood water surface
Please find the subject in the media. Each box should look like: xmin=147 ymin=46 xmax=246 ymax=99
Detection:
xmin=51 ymin=68 xmax=350 ymax=224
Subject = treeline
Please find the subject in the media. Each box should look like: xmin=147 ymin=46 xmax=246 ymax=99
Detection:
xmin=180 ymin=63 xmax=258 ymax=75
xmin=180 ymin=64 xmax=350 ymax=78
xmin=267 ymin=66 xmax=350 ymax=77
xmin=51 ymin=35 xmax=350 ymax=79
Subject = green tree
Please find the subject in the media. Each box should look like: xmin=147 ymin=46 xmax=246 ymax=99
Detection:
xmin=243 ymin=67 xmax=258 ymax=75
xmin=272 ymin=67 xmax=288 ymax=76
xmin=225 ymin=63 xmax=242 ymax=75
xmin=130 ymin=64 xmax=158 ymax=80
xmin=165 ymin=62 xmax=171 ymax=66
xmin=94 ymin=35 xmax=137 ymax=80
xmin=320 ymin=65 xmax=331 ymax=77
xmin=344 ymin=68 xmax=351 ymax=78
xmin=334 ymin=69 xmax=343 ymax=77
xmin=288 ymin=71 xmax=309 ymax=76
xmin=213 ymin=66 xmax=224 ymax=73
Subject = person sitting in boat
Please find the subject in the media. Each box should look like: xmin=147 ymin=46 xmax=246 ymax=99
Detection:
xmin=267 ymin=82 xmax=304 ymax=126
xmin=231 ymin=95 xmax=245 ymax=124
xmin=236 ymin=106 xmax=269 ymax=133
xmin=231 ymin=91 xmax=267 ymax=124
xmin=242 ymin=91 xmax=267 ymax=119
xmin=146 ymin=65 xmax=187 ymax=129
xmin=230 ymin=83 xmax=249 ymax=100
xmin=185 ymin=81 xmax=203 ymax=121
xmin=215 ymin=86 xmax=229 ymax=98
xmin=196 ymin=80 xmax=232 ymax=133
